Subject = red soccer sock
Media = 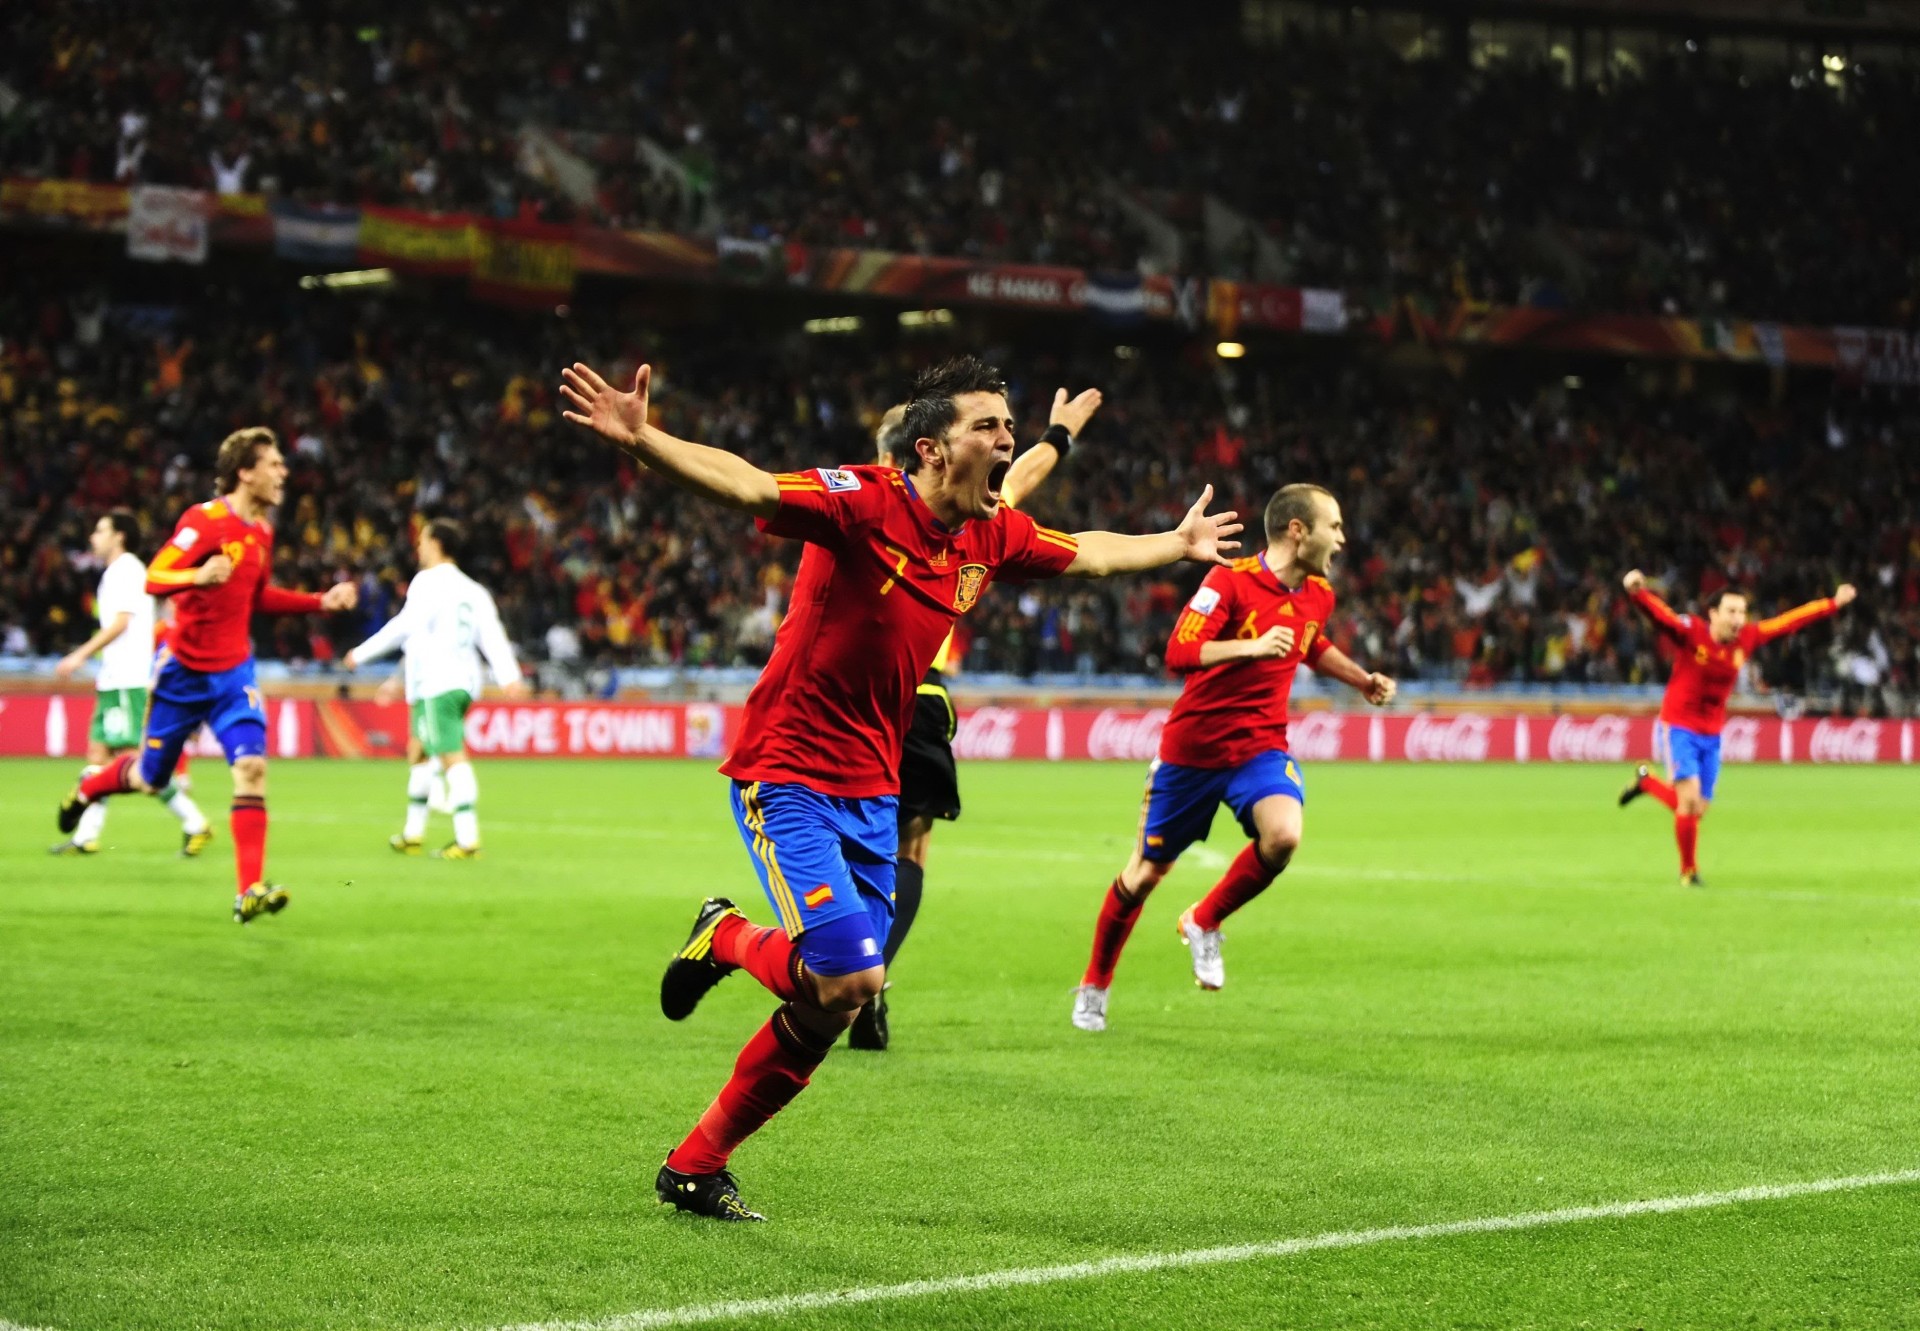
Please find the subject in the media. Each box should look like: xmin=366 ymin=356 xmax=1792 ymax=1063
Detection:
xmin=1193 ymin=842 xmax=1281 ymax=932
xmin=1674 ymin=813 xmax=1700 ymax=875
xmin=79 ymin=754 xmax=139 ymax=802
xmin=711 ymin=912 xmax=814 ymax=1005
xmin=666 ymin=1004 xmax=836 ymax=1174
xmin=231 ymin=796 xmax=267 ymax=890
xmin=1083 ymin=878 xmax=1145 ymax=989
xmin=1640 ymin=772 xmax=1679 ymax=811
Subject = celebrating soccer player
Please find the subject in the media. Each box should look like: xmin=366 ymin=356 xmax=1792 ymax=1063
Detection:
xmin=56 ymin=428 xmax=359 ymax=922
xmin=343 ymin=517 xmax=526 ymax=860
xmin=1071 ymin=483 xmax=1395 ymax=1034
xmin=561 ymin=353 xmax=1240 ymax=1220
xmin=846 ymin=386 xmax=1098 ymax=1050
xmin=48 ymin=510 xmax=211 ymax=857
xmin=1618 ymin=570 xmax=1856 ymax=885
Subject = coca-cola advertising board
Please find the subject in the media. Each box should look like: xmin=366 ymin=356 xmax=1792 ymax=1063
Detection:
xmin=1 ymin=695 xmax=1913 ymax=764
xmin=0 ymin=693 xmax=314 ymax=757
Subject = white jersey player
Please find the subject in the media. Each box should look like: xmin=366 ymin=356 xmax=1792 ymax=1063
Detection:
xmin=345 ymin=518 xmax=525 ymax=858
xmin=50 ymin=510 xmax=209 ymax=856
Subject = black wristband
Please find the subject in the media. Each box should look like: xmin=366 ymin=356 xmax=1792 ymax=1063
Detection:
xmin=1040 ymin=423 xmax=1074 ymax=456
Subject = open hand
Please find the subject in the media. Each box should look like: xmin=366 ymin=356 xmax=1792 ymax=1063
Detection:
xmin=1176 ymin=486 xmax=1243 ymax=567
xmin=54 ymin=650 xmax=86 ymax=680
xmin=1049 ymin=386 xmax=1103 ymax=440
xmin=561 ymin=362 xmax=650 ymax=451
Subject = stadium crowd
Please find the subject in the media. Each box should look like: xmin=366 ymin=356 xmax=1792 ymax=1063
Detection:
xmin=5 ymin=1 xmax=1919 ymax=323
xmin=2 ymin=272 xmax=1914 ymax=712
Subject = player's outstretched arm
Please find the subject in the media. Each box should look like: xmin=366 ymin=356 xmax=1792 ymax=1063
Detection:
xmin=343 ymin=593 xmax=419 ymax=671
xmin=1063 ymin=486 xmax=1241 ymax=578
xmin=1753 ymin=583 xmax=1855 ymax=643
xmin=1002 ymin=386 xmax=1100 ymax=510
xmin=560 ymin=362 xmax=780 ymax=519
xmin=257 ymin=582 xmax=356 ymax=616
xmin=1313 ymin=642 xmax=1396 ymax=706
xmin=1622 ymin=569 xmax=1689 ymax=638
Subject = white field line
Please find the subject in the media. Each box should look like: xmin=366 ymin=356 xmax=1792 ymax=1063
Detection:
xmin=2 ymin=1180 xmax=1915 ymax=1331
xmin=489 ymin=1168 xmax=1920 ymax=1331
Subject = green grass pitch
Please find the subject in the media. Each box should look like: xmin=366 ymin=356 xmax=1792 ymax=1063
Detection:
xmin=3 ymin=756 xmax=1919 ymax=1330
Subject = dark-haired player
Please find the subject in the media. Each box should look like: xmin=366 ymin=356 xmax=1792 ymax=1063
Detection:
xmin=1072 ymin=483 xmax=1395 ymax=1033
xmin=344 ymin=517 xmax=525 ymax=859
xmin=847 ymin=386 xmax=1099 ymax=1050
xmin=48 ymin=510 xmax=211 ymax=856
xmin=1618 ymin=571 xmax=1855 ymax=885
xmin=561 ymin=353 xmax=1240 ymax=1220
xmin=58 ymin=428 xmax=358 ymax=921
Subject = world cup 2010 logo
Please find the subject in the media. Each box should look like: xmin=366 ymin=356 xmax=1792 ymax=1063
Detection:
xmin=953 ymin=563 xmax=987 ymax=613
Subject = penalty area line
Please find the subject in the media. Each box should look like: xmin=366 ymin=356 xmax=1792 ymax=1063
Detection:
xmin=490 ymin=1167 xmax=1920 ymax=1331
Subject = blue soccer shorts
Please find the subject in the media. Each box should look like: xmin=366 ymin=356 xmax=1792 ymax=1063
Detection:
xmin=139 ymin=655 xmax=268 ymax=787
xmin=1654 ymin=720 xmax=1722 ymax=802
xmin=729 ymin=779 xmax=897 ymax=977
xmin=1138 ymin=749 xmax=1305 ymax=865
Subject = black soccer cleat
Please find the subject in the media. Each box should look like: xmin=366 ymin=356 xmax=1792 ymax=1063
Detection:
xmin=847 ymin=986 xmax=890 ymax=1051
xmin=660 ymin=897 xmax=743 ymax=1021
xmin=655 ymin=1161 xmax=765 ymax=1221
xmin=1618 ymin=764 xmax=1651 ymax=807
xmin=1681 ymin=871 xmax=1705 ymax=889
xmin=56 ymin=785 xmax=87 ymax=835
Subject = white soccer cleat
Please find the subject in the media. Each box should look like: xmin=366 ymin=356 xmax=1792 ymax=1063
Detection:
xmin=1070 ymin=984 xmax=1109 ymax=1033
xmin=1176 ymin=906 xmax=1225 ymax=990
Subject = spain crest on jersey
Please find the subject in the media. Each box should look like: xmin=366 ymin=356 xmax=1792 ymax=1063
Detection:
xmin=954 ymin=563 xmax=988 ymax=613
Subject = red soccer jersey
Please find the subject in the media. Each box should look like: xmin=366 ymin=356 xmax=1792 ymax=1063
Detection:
xmin=1631 ymin=588 xmax=1839 ymax=734
xmin=145 ymin=498 xmax=323 ymax=672
xmin=721 ymin=465 xmax=1080 ymax=796
xmin=1157 ymin=554 xmax=1336 ymax=768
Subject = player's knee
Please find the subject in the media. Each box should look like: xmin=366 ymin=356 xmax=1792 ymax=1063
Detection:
xmin=811 ymin=966 xmax=886 ymax=1013
xmin=897 ymin=817 xmax=933 ymax=867
xmin=1257 ymin=829 xmax=1299 ymax=871
xmin=1124 ymin=857 xmax=1172 ymax=896
xmin=231 ymin=755 xmax=268 ymax=791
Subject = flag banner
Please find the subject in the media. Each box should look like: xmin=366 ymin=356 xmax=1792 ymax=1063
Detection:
xmin=271 ymin=200 xmax=362 ymax=264
xmin=0 ymin=177 xmax=129 ymax=228
xmin=127 ymin=186 xmax=211 ymax=263
xmin=471 ymin=217 xmax=576 ymax=307
xmin=357 ymin=205 xmax=474 ymax=275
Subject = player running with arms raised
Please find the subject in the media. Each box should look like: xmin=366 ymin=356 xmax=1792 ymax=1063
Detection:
xmin=561 ymin=353 xmax=1240 ymax=1220
xmin=1617 ymin=570 xmax=1855 ymax=885
xmin=57 ymin=428 xmax=358 ymax=922
xmin=1072 ymin=483 xmax=1395 ymax=1033
xmin=49 ymin=510 xmax=211 ymax=856
xmin=344 ymin=518 xmax=526 ymax=859
xmin=847 ymin=386 xmax=1097 ymax=1050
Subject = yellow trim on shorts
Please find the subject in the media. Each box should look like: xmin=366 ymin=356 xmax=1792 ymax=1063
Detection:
xmin=742 ymin=782 xmax=803 ymax=936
